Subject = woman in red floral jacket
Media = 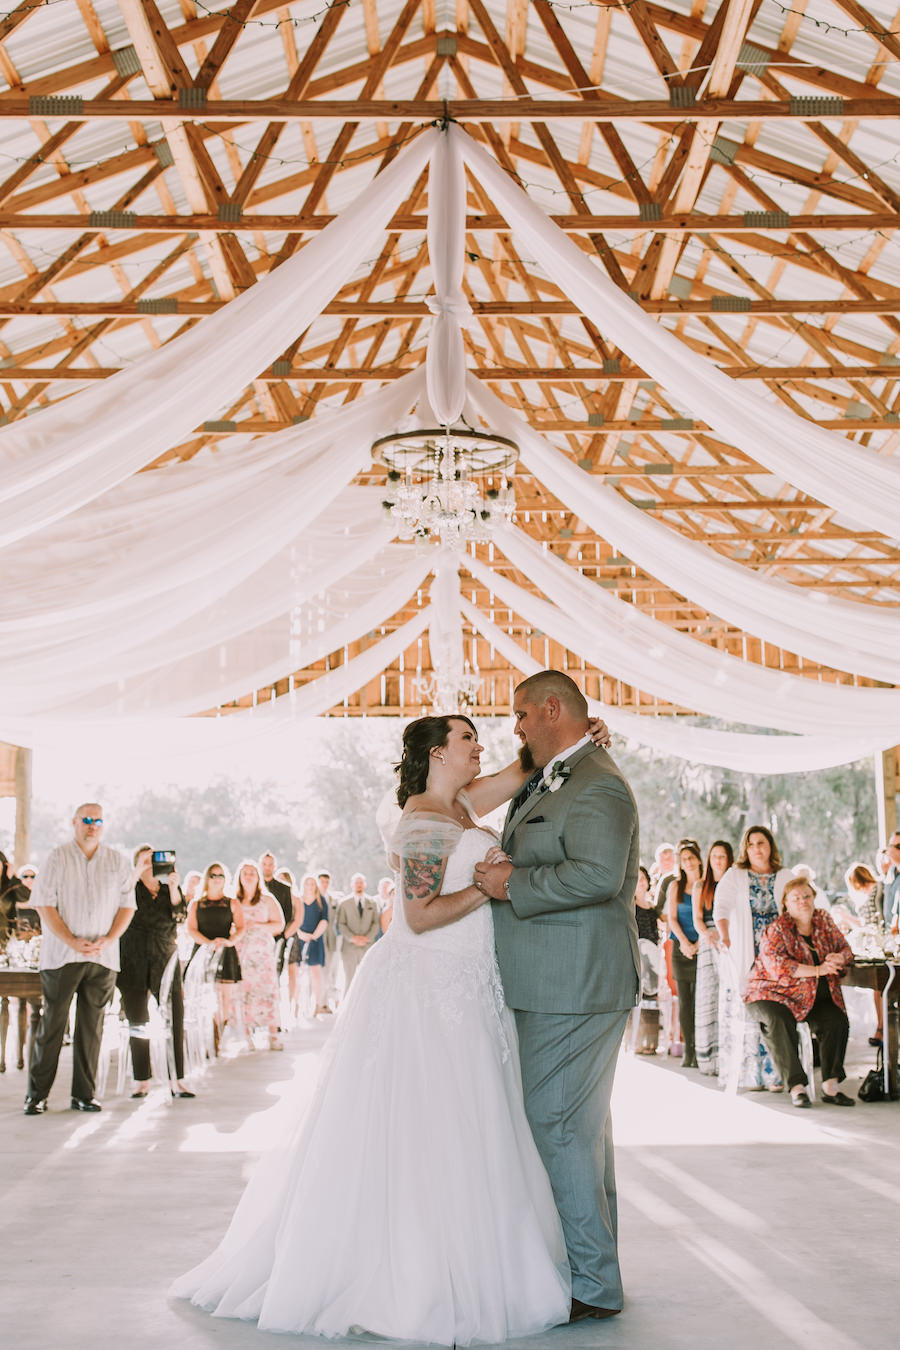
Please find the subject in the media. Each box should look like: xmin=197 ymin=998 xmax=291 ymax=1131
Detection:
xmin=744 ymin=877 xmax=854 ymax=1109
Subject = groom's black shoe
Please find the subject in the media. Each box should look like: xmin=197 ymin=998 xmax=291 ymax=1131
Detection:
xmin=570 ymin=1299 xmax=621 ymax=1322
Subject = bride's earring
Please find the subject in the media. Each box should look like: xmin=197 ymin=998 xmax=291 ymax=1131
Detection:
xmin=436 ymin=753 xmax=445 ymax=763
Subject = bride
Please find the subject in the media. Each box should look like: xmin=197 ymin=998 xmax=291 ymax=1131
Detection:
xmin=172 ymin=713 xmax=603 ymax=1344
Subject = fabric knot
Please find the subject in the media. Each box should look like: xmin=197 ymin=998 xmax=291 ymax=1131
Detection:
xmin=425 ymin=293 xmax=473 ymax=322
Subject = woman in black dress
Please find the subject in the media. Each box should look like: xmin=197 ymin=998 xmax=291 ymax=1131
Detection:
xmin=186 ymin=863 xmax=245 ymax=1042
xmin=119 ymin=846 xmax=194 ymax=1099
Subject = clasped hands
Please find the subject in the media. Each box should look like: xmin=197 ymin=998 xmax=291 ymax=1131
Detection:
xmin=72 ymin=936 xmax=108 ymax=957
xmin=474 ymin=845 xmax=512 ymax=900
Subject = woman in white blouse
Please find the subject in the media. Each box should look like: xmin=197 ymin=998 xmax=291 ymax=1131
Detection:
xmin=713 ymin=825 xmax=793 ymax=1091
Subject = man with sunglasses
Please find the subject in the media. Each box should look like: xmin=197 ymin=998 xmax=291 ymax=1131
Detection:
xmin=24 ymin=803 xmax=135 ymax=1115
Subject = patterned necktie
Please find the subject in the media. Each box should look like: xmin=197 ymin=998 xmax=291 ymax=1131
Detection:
xmin=511 ymin=770 xmax=543 ymax=815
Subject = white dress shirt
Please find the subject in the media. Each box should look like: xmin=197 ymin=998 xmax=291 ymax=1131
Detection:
xmin=32 ymin=840 xmax=135 ymax=973
xmin=539 ymin=733 xmax=592 ymax=786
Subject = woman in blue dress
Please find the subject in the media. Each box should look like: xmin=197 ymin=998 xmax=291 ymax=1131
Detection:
xmin=286 ymin=873 xmax=328 ymax=1017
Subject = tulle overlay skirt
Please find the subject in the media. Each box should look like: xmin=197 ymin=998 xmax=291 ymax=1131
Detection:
xmin=170 ymin=930 xmax=570 ymax=1344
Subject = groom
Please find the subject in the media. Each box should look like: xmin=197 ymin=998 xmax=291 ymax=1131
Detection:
xmin=474 ymin=670 xmax=640 ymax=1320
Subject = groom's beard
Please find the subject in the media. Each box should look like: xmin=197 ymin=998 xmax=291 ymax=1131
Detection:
xmin=518 ymin=744 xmax=535 ymax=773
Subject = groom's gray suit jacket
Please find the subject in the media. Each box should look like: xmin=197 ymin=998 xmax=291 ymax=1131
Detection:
xmin=493 ymin=742 xmax=640 ymax=1014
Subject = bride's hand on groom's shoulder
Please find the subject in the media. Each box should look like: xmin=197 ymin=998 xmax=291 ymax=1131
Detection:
xmin=588 ymin=716 xmax=612 ymax=748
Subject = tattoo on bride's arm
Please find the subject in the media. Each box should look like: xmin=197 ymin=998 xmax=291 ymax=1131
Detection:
xmin=403 ymin=854 xmax=444 ymax=903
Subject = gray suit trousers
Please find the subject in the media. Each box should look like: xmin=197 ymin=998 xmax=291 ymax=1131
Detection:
xmin=515 ymin=1007 xmax=629 ymax=1309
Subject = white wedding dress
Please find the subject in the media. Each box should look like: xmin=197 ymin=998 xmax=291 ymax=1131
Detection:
xmin=171 ymin=826 xmax=570 ymax=1345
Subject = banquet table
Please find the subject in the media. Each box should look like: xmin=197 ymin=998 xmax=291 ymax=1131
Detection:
xmin=0 ymin=968 xmax=42 ymax=1072
xmin=843 ymin=960 xmax=900 ymax=1098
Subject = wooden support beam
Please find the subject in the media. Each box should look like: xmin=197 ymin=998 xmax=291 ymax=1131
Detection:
xmin=3 ymin=298 xmax=900 ymax=318
xmin=1 ymin=210 xmax=897 ymax=235
xmin=874 ymin=746 xmax=899 ymax=847
xmin=0 ymin=97 xmax=896 ymax=122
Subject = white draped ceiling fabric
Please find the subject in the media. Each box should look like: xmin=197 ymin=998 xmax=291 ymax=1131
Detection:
xmin=1 ymin=125 xmax=899 ymax=772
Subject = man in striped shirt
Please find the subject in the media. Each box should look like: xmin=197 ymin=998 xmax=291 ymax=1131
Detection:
xmin=24 ymin=803 xmax=135 ymax=1115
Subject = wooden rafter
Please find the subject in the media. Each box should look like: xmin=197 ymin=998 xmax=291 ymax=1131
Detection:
xmin=0 ymin=0 xmax=898 ymax=718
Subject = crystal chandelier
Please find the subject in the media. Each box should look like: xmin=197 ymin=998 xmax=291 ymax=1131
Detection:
xmin=373 ymin=425 xmax=517 ymax=546
xmin=412 ymin=666 xmax=482 ymax=713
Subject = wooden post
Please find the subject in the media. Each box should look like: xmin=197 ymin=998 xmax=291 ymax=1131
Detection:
xmin=874 ymin=746 xmax=899 ymax=848
xmin=13 ymin=746 xmax=31 ymax=868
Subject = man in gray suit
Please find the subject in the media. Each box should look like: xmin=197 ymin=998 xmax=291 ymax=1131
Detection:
xmin=474 ymin=670 xmax=640 ymax=1321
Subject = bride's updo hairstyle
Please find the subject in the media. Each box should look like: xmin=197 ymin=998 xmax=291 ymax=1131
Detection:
xmin=396 ymin=714 xmax=477 ymax=807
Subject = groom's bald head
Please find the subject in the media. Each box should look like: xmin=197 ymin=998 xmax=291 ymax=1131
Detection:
xmin=515 ymin=671 xmax=588 ymax=719
xmin=513 ymin=671 xmax=589 ymax=767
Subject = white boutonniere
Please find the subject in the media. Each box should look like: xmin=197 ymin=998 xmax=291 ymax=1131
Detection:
xmin=542 ymin=760 xmax=572 ymax=793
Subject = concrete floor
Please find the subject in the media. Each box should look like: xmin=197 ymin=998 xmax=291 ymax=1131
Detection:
xmin=2 ymin=1018 xmax=897 ymax=1350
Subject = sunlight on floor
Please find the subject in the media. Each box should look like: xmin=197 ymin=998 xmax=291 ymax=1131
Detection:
xmin=612 ymin=1054 xmax=852 ymax=1148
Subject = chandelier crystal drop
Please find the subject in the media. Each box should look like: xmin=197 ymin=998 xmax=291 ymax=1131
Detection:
xmin=373 ymin=425 xmax=517 ymax=547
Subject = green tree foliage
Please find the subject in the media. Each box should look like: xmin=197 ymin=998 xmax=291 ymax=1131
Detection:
xmin=3 ymin=725 xmax=880 ymax=896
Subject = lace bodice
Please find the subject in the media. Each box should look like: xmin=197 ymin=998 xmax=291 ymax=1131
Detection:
xmin=386 ymin=826 xmax=508 ymax=1056
xmin=390 ymin=826 xmax=497 ymax=954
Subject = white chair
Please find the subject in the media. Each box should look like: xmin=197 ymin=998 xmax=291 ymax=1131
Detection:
xmin=115 ymin=951 xmax=180 ymax=1097
xmin=182 ymin=945 xmax=220 ymax=1072
xmin=797 ymin=1021 xmax=818 ymax=1100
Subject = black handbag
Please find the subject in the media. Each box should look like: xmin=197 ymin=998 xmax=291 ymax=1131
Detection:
xmin=858 ymin=1047 xmax=887 ymax=1102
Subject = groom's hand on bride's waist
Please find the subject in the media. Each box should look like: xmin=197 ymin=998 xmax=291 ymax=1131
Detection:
xmin=473 ymin=860 xmax=513 ymax=900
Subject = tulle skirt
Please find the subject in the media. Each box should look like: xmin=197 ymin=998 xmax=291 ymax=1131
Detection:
xmin=171 ymin=933 xmax=570 ymax=1345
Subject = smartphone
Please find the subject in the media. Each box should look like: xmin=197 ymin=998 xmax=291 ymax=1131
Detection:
xmin=151 ymin=849 xmax=176 ymax=878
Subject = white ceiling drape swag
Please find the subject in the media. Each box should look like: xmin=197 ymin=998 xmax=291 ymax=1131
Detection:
xmin=467 ymin=377 xmax=900 ymax=685
xmin=1 ymin=372 xmax=423 ymax=635
xmin=48 ymin=543 xmax=433 ymax=720
xmin=2 ymin=123 xmax=899 ymax=771
xmin=426 ymin=129 xmax=471 ymax=426
xmin=459 ymin=598 xmax=885 ymax=774
xmin=0 ymin=128 xmax=438 ymax=549
xmin=0 ymin=606 xmax=434 ymax=754
xmin=453 ymin=125 xmax=900 ymax=536
xmin=473 ymin=527 xmax=900 ymax=738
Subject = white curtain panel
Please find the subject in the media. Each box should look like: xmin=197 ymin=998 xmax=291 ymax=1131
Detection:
xmin=40 ymin=541 xmax=432 ymax=720
xmin=426 ymin=129 xmax=471 ymax=426
xmin=453 ymin=125 xmax=900 ymax=536
xmin=471 ymin=527 xmax=900 ymax=737
xmin=0 ymin=128 xmax=438 ymax=548
xmin=428 ymin=545 xmax=468 ymax=694
xmin=0 ymin=605 xmax=433 ymax=755
xmin=459 ymin=598 xmax=885 ymax=772
xmin=0 ymin=381 xmax=425 ymax=709
xmin=467 ymin=377 xmax=900 ymax=685
xmin=1 ymin=371 xmax=423 ymax=634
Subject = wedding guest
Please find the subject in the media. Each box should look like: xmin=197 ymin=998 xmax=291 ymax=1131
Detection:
xmin=0 ymin=856 xmax=42 ymax=1073
xmin=745 ymin=878 xmax=854 ymax=1108
xmin=376 ymin=876 xmax=395 ymax=937
xmin=846 ymin=862 xmax=886 ymax=1043
xmin=285 ymin=874 xmax=328 ymax=1017
xmin=118 ymin=846 xmax=193 ymax=1100
xmin=336 ymin=874 xmax=380 ymax=992
xmin=634 ymin=865 xmax=659 ymax=998
xmin=24 ymin=803 xmax=135 ymax=1115
xmin=692 ymin=840 xmax=733 ymax=1076
xmin=665 ymin=841 xmax=703 ymax=1069
xmin=181 ymin=871 xmax=202 ymax=906
xmin=234 ymin=861 xmax=283 ymax=1051
xmin=316 ymin=870 xmax=340 ymax=1004
xmin=714 ymin=825 xmax=793 ymax=1091
xmin=883 ymin=831 xmax=900 ymax=932
xmin=259 ymin=851 xmax=293 ymax=976
xmin=185 ymin=864 xmax=244 ymax=1041
xmin=633 ymin=865 xmax=660 ymax=1055
xmin=0 ymin=852 xmax=29 ymax=942
xmin=650 ymin=842 xmax=675 ymax=895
